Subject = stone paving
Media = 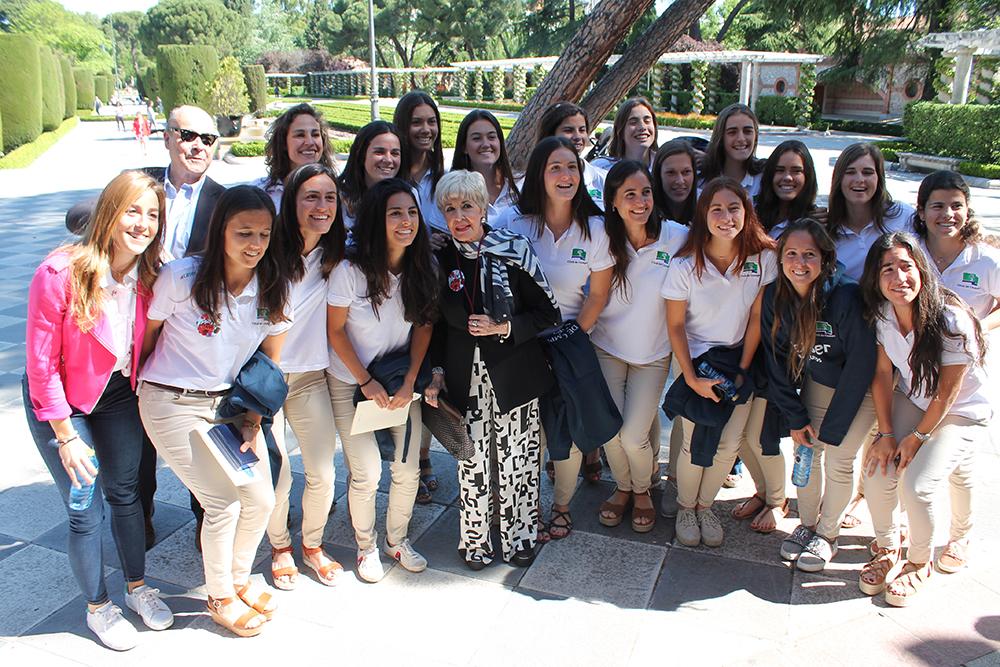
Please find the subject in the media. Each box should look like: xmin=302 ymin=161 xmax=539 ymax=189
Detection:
xmin=0 ymin=119 xmax=998 ymax=666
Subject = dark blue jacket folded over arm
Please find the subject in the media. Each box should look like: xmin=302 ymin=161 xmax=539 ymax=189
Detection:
xmin=759 ymin=265 xmax=877 ymax=449
xmin=662 ymin=345 xmax=754 ymax=467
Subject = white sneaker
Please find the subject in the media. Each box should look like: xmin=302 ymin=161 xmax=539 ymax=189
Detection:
xmin=87 ymin=601 xmax=138 ymax=651
xmin=356 ymin=544 xmax=385 ymax=583
xmin=383 ymin=537 xmax=427 ymax=573
xmin=125 ymin=584 xmax=174 ymax=631
xmin=697 ymin=507 xmax=724 ymax=547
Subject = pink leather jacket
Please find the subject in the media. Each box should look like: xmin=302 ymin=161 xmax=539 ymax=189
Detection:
xmin=25 ymin=251 xmax=149 ymax=421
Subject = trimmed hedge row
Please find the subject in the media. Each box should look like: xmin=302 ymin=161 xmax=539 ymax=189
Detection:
xmin=157 ymin=45 xmax=219 ymax=114
xmin=94 ymin=75 xmax=110 ymax=105
xmin=873 ymin=140 xmax=915 ymax=162
xmin=74 ymin=68 xmax=95 ymax=110
xmin=38 ymin=46 xmax=64 ymax=132
xmin=59 ymin=55 xmax=76 ymax=119
xmin=903 ymin=101 xmax=1000 ymax=163
xmin=0 ymin=116 xmax=77 ymax=169
xmin=140 ymin=65 xmax=160 ymax=102
xmin=959 ymin=162 xmax=1000 ymax=179
xmin=755 ymin=95 xmax=798 ymax=127
xmin=0 ymin=34 xmax=43 ymax=152
xmin=243 ymin=64 xmax=267 ymax=113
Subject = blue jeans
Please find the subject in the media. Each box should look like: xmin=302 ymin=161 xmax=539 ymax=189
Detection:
xmin=22 ymin=373 xmax=146 ymax=605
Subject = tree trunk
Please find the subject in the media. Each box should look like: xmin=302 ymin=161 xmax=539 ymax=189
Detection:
xmin=506 ymin=0 xmax=657 ymax=168
xmin=579 ymin=0 xmax=716 ymax=126
xmin=714 ymin=0 xmax=751 ymax=44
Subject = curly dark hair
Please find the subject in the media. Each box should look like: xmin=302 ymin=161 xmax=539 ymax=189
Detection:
xmin=263 ymin=103 xmax=336 ymax=189
xmin=912 ymin=169 xmax=981 ymax=244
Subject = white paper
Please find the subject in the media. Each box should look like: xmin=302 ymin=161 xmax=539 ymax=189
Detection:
xmin=351 ymin=393 xmax=422 ymax=435
xmin=194 ymin=424 xmax=262 ymax=487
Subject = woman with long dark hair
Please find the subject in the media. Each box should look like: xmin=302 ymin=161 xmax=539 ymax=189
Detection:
xmin=592 ymin=161 xmax=688 ymax=532
xmin=394 ymin=91 xmax=447 ymax=230
xmin=138 ymin=185 xmax=290 ymax=637
xmin=265 ymin=163 xmax=347 ymax=591
xmin=254 ymin=103 xmax=337 ymax=209
xmin=698 ymin=103 xmax=765 ymax=197
xmin=326 ymin=178 xmax=438 ymax=583
xmin=536 ymin=101 xmax=608 ymax=209
xmin=452 ymin=109 xmax=520 ymax=221
xmin=338 ymin=121 xmax=403 ymax=229
xmin=505 ymin=136 xmax=612 ymax=539
xmin=592 ymin=97 xmax=658 ymax=172
xmin=755 ymin=140 xmax=822 ymax=237
xmin=24 ymin=171 xmax=173 ymax=651
xmin=662 ymin=177 xmax=777 ymax=548
xmin=762 ymin=219 xmax=878 ymax=572
xmin=858 ymin=232 xmax=990 ymax=606
xmin=652 ymin=139 xmax=699 ymax=226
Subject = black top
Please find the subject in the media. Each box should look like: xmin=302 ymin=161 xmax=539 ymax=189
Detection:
xmin=429 ymin=235 xmax=560 ymax=414
xmin=760 ymin=266 xmax=877 ymax=446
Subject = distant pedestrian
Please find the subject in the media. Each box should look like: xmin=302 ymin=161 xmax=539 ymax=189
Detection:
xmin=115 ymin=102 xmax=126 ymax=132
xmin=156 ymin=96 xmax=163 ymax=116
xmin=133 ymin=113 xmax=150 ymax=156
xmin=94 ymin=95 xmax=102 ymax=115
xmin=145 ymin=98 xmax=157 ymax=132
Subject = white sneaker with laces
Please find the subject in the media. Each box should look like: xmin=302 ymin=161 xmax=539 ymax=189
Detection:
xmin=675 ymin=508 xmax=701 ymax=546
xmin=356 ymin=544 xmax=385 ymax=583
xmin=125 ymin=584 xmax=174 ymax=630
xmin=87 ymin=601 xmax=139 ymax=651
xmin=383 ymin=537 xmax=427 ymax=573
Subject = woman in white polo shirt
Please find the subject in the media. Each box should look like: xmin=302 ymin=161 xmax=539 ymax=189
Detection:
xmin=698 ymin=104 xmax=765 ymax=199
xmin=338 ymin=121 xmax=402 ymax=230
xmin=138 ymin=185 xmax=291 ymax=637
xmin=265 ymin=163 xmax=347 ymax=591
xmin=591 ymin=97 xmax=658 ymax=172
xmin=858 ymin=231 xmax=990 ymax=607
xmin=661 ymin=177 xmax=778 ymax=548
xmin=326 ymin=177 xmax=438 ymax=583
xmin=451 ymin=109 xmax=520 ymax=222
xmin=502 ymin=136 xmax=613 ymax=539
xmin=253 ymin=103 xmax=337 ymax=210
xmin=394 ymin=91 xmax=448 ymax=232
xmin=592 ymin=160 xmax=688 ymax=532
xmin=535 ymin=101 xmax=608 ymax=210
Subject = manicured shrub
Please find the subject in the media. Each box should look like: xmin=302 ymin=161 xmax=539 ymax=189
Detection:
xmin=873 ymin=140 xmax=915 ymax=163
xmin=755 ymin=95 xmax=798 ymax=127
xmin=959 ymin=162 xmax=1000 ymax=179
xmin=904 ymin=101 xmax=1000 ymax=163
xmin=74 ymin=68 xmax=95 ymax=110
xmin=38 ymin=46 xmax=65 ymax=131
xmin=140 ymin=65 xmax=160 ymax=102
xmin=242 ymin=64 xmax=267 ymax=113
xmin=157 ymin=44 xmax=219 ymax=113
xmin=228 ymin=140 xmax=265 ymax=157
xmin=0 ymin=109 xmax=4 ymax=154
xmin=93 ymin=75 xmax=110 ymax=106
xmin=208 ymin=56 xmax=249 ymax=117
xmin=59 ymin=55 xmax=76 ymax=119
xmin=824 ymin=118 xmax=905 ymax=136
xmin=0 ymin=34 xmax=43 ymax=151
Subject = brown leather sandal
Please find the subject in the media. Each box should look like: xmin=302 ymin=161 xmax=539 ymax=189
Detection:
xmin=859 ymin=546 xmax=902 ymax=596
xmin=631 ymin=491 xmax=656 ymax=534
xmin=751 ymin=498 xmax=789 ymax=534
xmin=270 ymin=545 xmax=298 ymax=591
xmin=207 ymin=595 xmax=265 ymax=637
xmin=236 ymin=581 xmax=277 ymax=620
xmin=598 ymin=489 xmax=632 ymax=527
xmin=731 ymin=494 xmax=765 ymax=520
xmin=884 ymin=561 xmax=932 ymax=607
xmin=302 ymin=544 xmax=344 ymax=587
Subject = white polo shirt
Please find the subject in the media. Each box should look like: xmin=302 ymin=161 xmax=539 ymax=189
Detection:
xmin=834 ymin=202 xmax=915 ymax=281
xmin=504 ymin=213 xmax=614 ymax=321
xmin=919 ymin=239 xmax=1000 ymax=320
xmin=326 ymin=260 xmax=413 ymax=384
xmin=141 ymin=256 xmax=292 ymax=391
xmin=252 ymin=176 xmax=283 ymax=211
xmin=661 ymin=249 xmax=778 ymax=359
xmin=281 ymin=248 xmax=333 ymax=373
xmin=486 ymin=180 xmax=516 ymax=223
xmin=100 ymin=266 xmax=139 ymax=375
xmin=583 ymin=160 xmax=607 ymax=211
xmin=697 ymin=171 xmax=763 ymax=201
xmin=876 ymin=302 xmax=991 ymax=421
xmin=417 ymin=171 xmax=449 ymax=233
xmin=592 ymin=220 xmax=689 ymax=364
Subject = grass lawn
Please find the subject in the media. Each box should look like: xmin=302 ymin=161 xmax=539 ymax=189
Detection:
xmin=0 ymin=117 xmax=79 ymax=169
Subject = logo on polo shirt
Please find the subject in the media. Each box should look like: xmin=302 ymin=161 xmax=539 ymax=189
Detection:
xmin=816 ymin=321 xmax=834 ymax=337
xmin=960 ymin=272 xmax=980 ymax=288
xmin=254 ymin=308 xmax=271 ymax=325
xmin=569 ymin=248 xmax=587 ymax=264
xmin=588 ymin=187 xmax=602 ymax=200
xmin=196 ymin=314 xmax=220 ymax=337
xmin=653 ymin=251 xmax=671 ymax=267
xmin=740 ymin=260 xmax=760 ymax=277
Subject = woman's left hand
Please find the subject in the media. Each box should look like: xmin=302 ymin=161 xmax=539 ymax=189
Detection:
xmin=468 ymin=314 xmax=508 ymax=337
xmin=430 ymin=230 xmax=450 ymax=251
xmin=388 ymin=377 xmax=416 ymax=410
xmin=240 ymin=414 xmax=262 ymax=454
xmin=894 ymin=433 xmax=923 ymax=471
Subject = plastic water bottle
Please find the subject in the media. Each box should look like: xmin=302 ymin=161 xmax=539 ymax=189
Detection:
xmin=68 ymin=453 xmax=99 ymax=511
xmin=791 ymin=444 xmax=813 ymax=488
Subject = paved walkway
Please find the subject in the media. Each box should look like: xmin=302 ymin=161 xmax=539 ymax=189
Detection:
xmin=0 ymin=121 xmax=998 ymax=666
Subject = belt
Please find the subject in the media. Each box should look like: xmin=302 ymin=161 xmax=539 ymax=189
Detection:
xmin=143 ymin=380 xmax=229 ymax=398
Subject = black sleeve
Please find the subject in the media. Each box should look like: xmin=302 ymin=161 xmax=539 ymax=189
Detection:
xmin=760 ymin=285 xmax=811 ymax=430
xmin=506 ymin=266 xmax=561 ymax=346
xmin=817 ymin=284 xmax=877 ymax=446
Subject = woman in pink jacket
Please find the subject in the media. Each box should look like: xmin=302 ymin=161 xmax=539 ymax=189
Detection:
xmin=23 ymin=171 xmax=174 ymax=652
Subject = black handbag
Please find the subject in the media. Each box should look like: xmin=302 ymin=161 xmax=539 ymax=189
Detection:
xmin=421 ymin=395 xmax=475 ymax=461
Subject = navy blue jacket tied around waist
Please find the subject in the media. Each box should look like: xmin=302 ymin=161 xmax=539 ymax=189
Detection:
xmin=539 ymin=320 xmax=623 ymax=461
xmin=218 ymin=350 xmax=289 ymax=489
xmin=353 ymin=349 xmax=431 ymax=464
xmin=661 ymin=345 xmax=761 ymax=468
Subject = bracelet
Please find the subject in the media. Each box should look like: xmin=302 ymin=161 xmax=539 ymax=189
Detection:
xmin=431 ymin=366 xmax=445 ymax=376
xmin=245 ymin=422 xmax=261 ymax=432
xmin=875 ymin=431 xmax=895 ymax=440
xmin=57 ymin=434 xmax=80 ymax=447
xmin=911 ymin=429 xmax=931 ymax=443
xmin=359 ymin=376 xmax=374 ymax=388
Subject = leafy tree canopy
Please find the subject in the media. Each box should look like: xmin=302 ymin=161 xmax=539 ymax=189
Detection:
xmin=139 ymin=0 xmax=241 ymax=58
xmin=1 ymin=0 xmax=113 ymax=73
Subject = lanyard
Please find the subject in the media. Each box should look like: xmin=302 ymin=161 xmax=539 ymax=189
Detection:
xmin=453 ymin=240 xmax=483 ymax=314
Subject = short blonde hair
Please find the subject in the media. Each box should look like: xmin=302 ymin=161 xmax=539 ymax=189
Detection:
xmin=435 ymin=169 xmax=488 ymax=213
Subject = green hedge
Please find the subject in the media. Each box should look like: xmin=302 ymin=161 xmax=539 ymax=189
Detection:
xmin=959 ymin=162 xmax=1000 ymax=179
xmin=755 ymin=95 xmax=798 ymax=127
xmin=93 ymin=75 xmax=110 ymax=105
xmin=38 ymin=46 xmax=64 ymax=132
xmin=0 ymin=109 xmax=4 ymax=154
xmin=0 ymin=116 xmax=77 ymax=169
xmin=157 ymin=45 xmax=219 ymax=113
xmin=139 ymin=65 xmax=160 ymax=102
xmin=873 ymin=140 xmax=915 ymax=163
xmin=74 ymin=68 xmax=95 ymax=110
xmin=59 ymin=55 xmax=76 ymax=119
xmin=904 ymin=101 xmax=1000 ymax=163
xmin=242 ymin=64 xmax=267 ymax=113
xmin=655 ymin=111 xmax=716 ymax=130
xmin=0 ymin=35 xmax=43 ymax=151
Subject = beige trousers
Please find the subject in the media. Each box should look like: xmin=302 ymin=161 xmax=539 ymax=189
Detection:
xmin=267 ymin=370 xmax=338 ymax=550
xmin=666 ymin=356 xmax=684 ymax=479
xmin=138 ymin=383 xmax=274 ymax=599
xmin=676 ymin=399 xmax=755 ymax=508
xmin=864 ymin=391 xmax=983 ymax=562
xmin=594 ymin=347 xmax=670 ymax=494
xmin=739 ymin=397 xmax=787 ymax=508
xmin=327 ymin=374 xmax=421 ymax=550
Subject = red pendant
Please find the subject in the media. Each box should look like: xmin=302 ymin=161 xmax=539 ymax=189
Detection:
xmin=448 ymin=269 xmax=465 ymax=292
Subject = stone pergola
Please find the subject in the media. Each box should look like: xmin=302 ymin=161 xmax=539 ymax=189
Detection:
xmin=917 ymin=29 xmax=1000 ymax=104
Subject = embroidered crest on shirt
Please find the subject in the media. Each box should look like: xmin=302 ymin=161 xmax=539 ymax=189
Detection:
xmin=740 ymin=260 xmax=760 ymax=277
xmin=196 ymin=314 xmax=220 ymax=337
xmin=588 ymin=187 xmax=602 ymax=200
xmin=816 ymin=321 xmax=834 ymax=337
xmin=569 ymin=248 xmax=587 ymax=264
xmin=960 ymin=272 xmax=980 ymax=289
xmin=448 ymin=269 xmax=465 ymax=292
xmin=653 ymin=251 xmax=671 ymax=267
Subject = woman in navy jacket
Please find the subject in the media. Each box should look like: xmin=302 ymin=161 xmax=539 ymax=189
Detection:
xmin=760 ymin=218 xmax=877 ymax=572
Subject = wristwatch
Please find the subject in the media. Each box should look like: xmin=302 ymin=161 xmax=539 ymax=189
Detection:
xmin=911 ymin=429 xmax=932 ymax=443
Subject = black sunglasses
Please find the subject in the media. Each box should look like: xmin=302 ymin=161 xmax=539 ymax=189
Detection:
xmin=171 ymin=127 xmax=219 ymax=147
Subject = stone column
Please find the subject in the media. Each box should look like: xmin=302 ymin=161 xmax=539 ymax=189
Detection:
xmin=950 ymin=47 xmax=976 ymax=104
